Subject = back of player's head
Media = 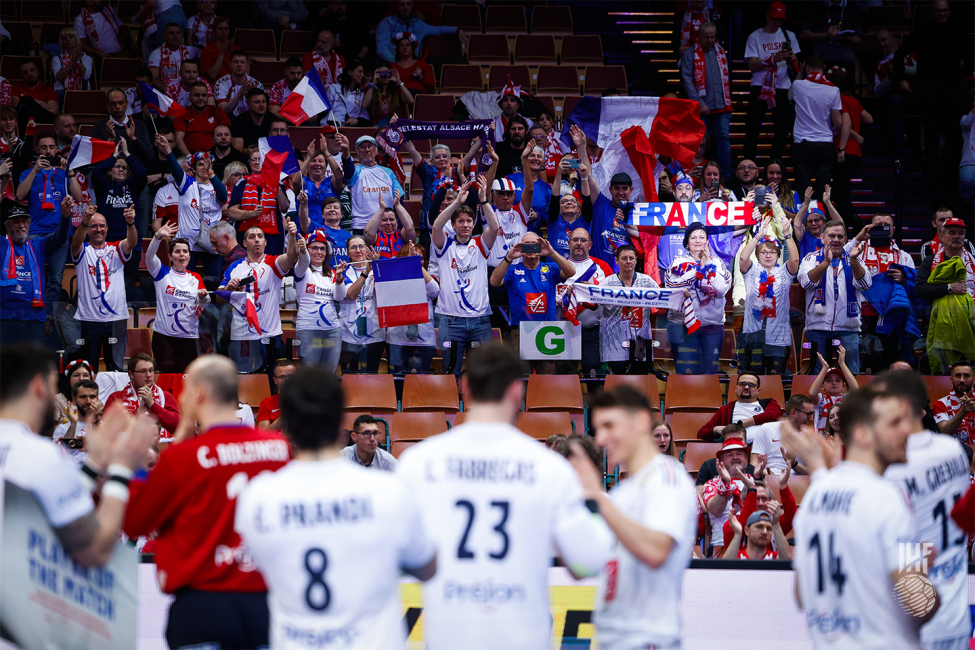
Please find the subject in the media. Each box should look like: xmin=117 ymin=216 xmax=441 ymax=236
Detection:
xmin=870 ymin=369 xmax=928 ymax=421
xmin=279 ymin=365 xmax=344 ymax=450
xmin=0 ymin=343 xmax=56 ymax=405
xmin=837 ymin=388 xmax=884 ymax=446
xmin=589 ymin=385 xmax=653 ymax=415
xmin=464 ymin=344 xmax=525 ymax=403
xmin=187 ymin=355 xmax=239 ymax=406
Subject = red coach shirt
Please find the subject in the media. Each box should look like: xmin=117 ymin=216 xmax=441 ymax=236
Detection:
xmin=124 ymin=423 xmax=290 ymax=593
xmin=257 ymin=394 xmax=280 ymax=425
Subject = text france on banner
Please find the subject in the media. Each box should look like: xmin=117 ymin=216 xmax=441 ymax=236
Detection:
xmin=629 ymin=201 xmax=757 ymax=228
xmin=376 ymin=119 xmax=493 ymax=170
xmin=560 ymin=282 xmax=675 ymax=309
xmin=1 ymin=481 xmax=139 ymax=649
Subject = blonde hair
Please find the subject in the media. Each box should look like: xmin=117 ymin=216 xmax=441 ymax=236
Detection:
xmin=222 ymin=161 xmax=247 ymax=188
xmin=59 ymin=27 xmax=80 ymax=43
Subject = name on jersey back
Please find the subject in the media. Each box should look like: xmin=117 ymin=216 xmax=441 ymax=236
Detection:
xmin=805 ymin=489 xmax=855 ymax=515
xmin=425 ymin=456 xmax=536 ymax=485
xmin=901 ymin=454 xmax=968 ymax=500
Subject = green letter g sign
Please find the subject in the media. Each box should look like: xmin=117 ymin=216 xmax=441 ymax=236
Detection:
xmin=536 ymin=325 xmax=565 ymax=356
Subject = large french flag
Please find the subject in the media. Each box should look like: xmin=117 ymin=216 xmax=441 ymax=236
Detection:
xmin=278 ymin=69 xmax=331 ymax=126
xmin=372 ymin=256 xmax=428 ymax=328
xmin=67 ymin=134 xmax=116 ymax=170
xmin=138 ymin=81 xmax=186 ymax=118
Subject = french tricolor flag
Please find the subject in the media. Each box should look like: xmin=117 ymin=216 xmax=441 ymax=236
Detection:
xmin=372 ymin=256 xmax=428 ymax=328
xmin=67 ymin=134 xmax=116 ymax=170
xmin=278 ymin=69 xmax=331 ymax=126
xmin=138 ymin=81 xmax=186 ymax=118
xmin=213 ymin=291 xmax=262 ymax=334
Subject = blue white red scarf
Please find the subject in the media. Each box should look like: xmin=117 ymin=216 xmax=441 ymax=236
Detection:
xmin=1 ymin=237 xmax=44 ymax=307
xmin=753 ymin=269 xmax=777 ymax=321
xmin=813 ymin=250 xmax=858 ymax=319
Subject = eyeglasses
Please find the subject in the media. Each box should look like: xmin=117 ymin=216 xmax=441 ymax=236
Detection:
xmin=230 ymin=172 xmax=243 ymax=177
xmin=355 ymin=430 xmax=381 ymax=437
xmin=570 ymin=238 xmax=590 ymax=243
xmin=737 ymin=165 xmax=758 ymax=171
xmin=796 ymin=409 xmax=815 ymax=417
xmin=308 ymin=246 xmax=327 ymax=252
xmin=132 ymin=368 xmax=154 ymax=375
xmin=737 ymin=381 xmax=758 ymax=389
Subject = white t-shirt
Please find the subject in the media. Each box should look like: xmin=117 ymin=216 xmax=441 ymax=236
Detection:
xmin=790 ymin=79 xmax=842 ymax=143
xmin=433 ymin=236 xmax=492 ymax=317
xmin=0 ymin=419 xmax=94 ymax=532
xmin=214 ymin=74 xmax=263 ymax=117
xmin=73 ymin=10 xmax=123 ymax=54
xmin=153 ymin=181 xmax=179 ymax=223
xmin=51 ymin=420 xmax=90 ymax=465
xmin=222 ymin=254 xmax=286 ymax=340
xmin=73 ymin=241 xmax=132 ymax=322
xmin=339 ymin=265 xmax=385 ymax=344
xmin=793 ymin=462 xmax=920 ymax=650
xmin=347 ymin=164 xmax=403 ymax=230
xmin=884 ymin=432 xmax=971 ymax=644
xmin=387 ymin=279 xmax=439 ymax=346
xmin=236 ymin=403 xmax=255 ymax=426
xmin=175 ymin=173 xmax=222 ymax=253
xmin=236 ymin=459 xmax=435 ymax=650
xmin=742 ymin=263 xmax=796 ymax=347
xmin=294 ymin=256 xmax=344 ymax=332
xmin=593 ymin=454 xmax=697 ymax=649
xmin=744 ymin=28 xmax=801 ymax=89
xmin=147 ymin=239 xmax=209 ymax=339
xmin=487 ymin=204 xmax=530 ymax=267
xmin=748 ymin=420 xmax=787 ymax=473
xmin=147 ymin=45 xmax=201 ymax=86
xmin=396 ymin=422 xmax=612 ymax=650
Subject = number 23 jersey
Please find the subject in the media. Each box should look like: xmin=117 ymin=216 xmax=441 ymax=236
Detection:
xmin=235 ymin=460 xmax=435 ymax=650
xmin=792 ymin=462 xmax=920 ymax=650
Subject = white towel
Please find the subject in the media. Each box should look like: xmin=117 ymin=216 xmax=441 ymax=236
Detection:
xmin=459 ymin=91 xmax=502 ymax=120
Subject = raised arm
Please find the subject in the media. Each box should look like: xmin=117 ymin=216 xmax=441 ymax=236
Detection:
xmin=478 ymin=174 xmax=499 ymax=250
xmin=363 ymin=194 xmax=387 ymax=245
xmin=809 ymin=354 xmax=830 ymax=396
xmin=431 ymin=179 xmax=472 ymax=250
xmin=394 ymin=191 xmax=416 ymax=242
xmin=120 ymin=205 xmax=139 ymax=257
xmin=147 ymin=222 xmax=177 ymax=277
xmin=569 ymin=125 xmax=598 ymax=197
xmin=482 ymin=141 xmax=500 ymax=193
xmin=738 ymin=209 xmax=766 ymax=275
xmin=276 ymin=218 xmax=299 ymax=274
xmin=793 ymin=186 xmax=814 ymax=241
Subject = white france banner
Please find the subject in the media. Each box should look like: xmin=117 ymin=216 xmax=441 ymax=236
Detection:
xmin=520 ymin=321 xmax=581 ymax=360
xmin=561 ymin=282 xmax=675 ymax=309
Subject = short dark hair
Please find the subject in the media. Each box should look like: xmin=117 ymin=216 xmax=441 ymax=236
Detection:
xmin=269 ymin=118 xmax=291 ymax=130
xmin=785 ymin=393 xmax=814 ymax=413
xmin=450 ymin=204 xmax=475 ymax=225
xmin=322 ymin=196 xmax=341 ymax=208
xmin=353 ymin=414 xmax=378 ymax=432
xmin=170 ymin=237 xmax=191 ymax=254
xmin=613 ymin=244 xmax=638 ymax=260
xmin=279 ymin=366 xmax=344 ymax=450
xmin=950 ymin=360 xmax=975 ymax=375
xmin=127 ymin=352 xmax=154 ymax=373
xmin=465 ymin=344 xmax=525 ymax=403
xmin=36 ymin=133 xmax=57 ymax=147
xmin=590 ymin=385 xmax=653 ymax=415
xmin=0 ymin=343 xmax=56 ymax=405
xmin=19 ymin=58 xmax=37 ymax=70
xmin=836 ymin=388 xmax=884 ymax=446
xmin=156 ymin=124 xmax=174 ymax=136
xmin=164 ymin=22 xmax=181 ymax=31
xmin=721 ymin=422 xmax=746 ymax=438
xmin=231 ymin=50 xmax=249 ymax=60
xmin=736 ymin=372 xmax=761 ymax=387
xmin=190 ymin=81 xmax=209 ymax=92
xmin=273 ymin=359 xmax=296 ymax=375
xmin=933 ymin=203 xmax=953 ymax=219
xmin=72 ymin=379 xmax=99 ymax=399
xmin=284 ymin=56 xmax=303 ymax=68
xmin=964 ymin=445 xmax=974 ymax=466
xmin=871 ymin=369 xmax=928 ymax=420
xmin=179 ymin=59 xmax=198 ymax=70
xmin=246 ymin=87 xmax=267 ymax=101
xmin=135 ymin=67 xmax=153 ymax=80
xmin=806 ymin=53 xmax=826 ymax=71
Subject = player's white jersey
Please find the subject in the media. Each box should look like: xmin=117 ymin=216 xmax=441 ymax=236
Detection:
xmin=793 ymin=462 xmax=920 ymax=650
xmin=433 ymin=236 xmax=491 ymax=317
xmin=0 ymin=419 xmax=94 ymax=532
xmin=593 ymin=453 xmax=697 ymax=649
xmin=236 ymin=459 xmax=435 ymax=650
xmin=884 ymin=431 xmax=971 ymax=645
xmin=396 ymin=422 xmax=612 ymax=650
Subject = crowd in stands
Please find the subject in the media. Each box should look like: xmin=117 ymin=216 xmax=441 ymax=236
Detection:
xmin=0 ymin=0 xmax=974 ymax=560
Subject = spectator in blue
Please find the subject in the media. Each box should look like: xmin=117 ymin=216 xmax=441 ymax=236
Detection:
xmin=0 ymin=202 xmax=71 ymax=344
xmin=543 ymin=158 xmax=592 ymax=259
xmin=587 ymin=171 xmax=634 ymax=274
xmin=15 ymin=133 xmax=69 ymax=305
xmin=296 ymin=131 xmax=349 ymax=232
xmin=375 ymin=0 xmax=469 ymax=64
xmin=507 ymin=142 xmax=552 ymax=227
xmin=792 ymin=185 xmax=844 ymax=259
xmin=300 ymin=196 xmax=350 ymax=266
xmin=400 ymin=135 xmax=460 ymax=237
xmin=83 ymin=138 xmax=148 ymax=281
xmin=490 ymin=232 xmax=575 ymax=373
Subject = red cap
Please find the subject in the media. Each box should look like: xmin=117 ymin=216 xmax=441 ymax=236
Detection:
xmin=717 ymin=438 xmax=748 ymax=457
xmin=943 ymin=217 xmax=967 ymax=230
xmin=320 ymin=124 xmax=338 ymax=135
xmin=823 ymin=366 xmax=845 ymax=383
xmin=769 ymin=1 xmax=786 ymax=19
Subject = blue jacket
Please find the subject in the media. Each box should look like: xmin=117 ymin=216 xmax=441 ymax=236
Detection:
xmin=861 ymin=264 xmax=921 ymax=344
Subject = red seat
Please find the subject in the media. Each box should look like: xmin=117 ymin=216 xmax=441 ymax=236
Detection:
xmin=0 ymin=1 xmax=17 ymax=21
xmin=514 ymin=35 xmax=556 ymax=65
xmin=239 ymin=375 xmax=271 ymax=409
xmin=530 ymin=6 xmax=573 ymax=35
xmin=790 ymin=374 xmax=818 ymax=400
xmin=683 ymin=442 xmax=721 ymax=474
xmin=485 ymin=6 xmax=527 ymax=34
xmin=402 ymin=200 xmax=422 ymax=229
xmin=137 ymin=307 xmax=156 ymax=328
xmin=516 ymin=411 xmax=573 ymax=440
xmin=922 ymin=375 xmax=953 ymax=402
xmin=670 ymin=412 xmax=716 ymax=441
xmin=340 ymin=127 xmax=375 ymax=149
xmin=64 ymin=90 xmax=108 ymax=116
xmin=39 ymin=23 xmax=66 ymax=50
xmin=125 ymin=328 xmax=153 ymax=359
xmin=421 ymin=34 xmax=463 ymax=59
xmin=391 ymin=440 xmax=417 ymax=458
xmin=526 ymin=375 xmax=583 ymax=413
xmin=603 ymin=374 xmax=661 ymax=412
xmin=441 ymin=4 xmax=483 ymax=32
xmin=560 ymin=96 xmax=584 ymax=123
xmin=5 ymin=23 xmax=33 ymax=50
xmin=342 ymin=374 xmax=397 ymax=413
xmin=401 ymin=374 xmax=460 ymax=412
xmin=280 ymin=30 xmax=315 ymax=59
xmin=440 ymin=64 xmax=483 ymax=93
xmin=232 ymin=29 xmax=277 ymax=58
xmin=467 ymin=34 xmax=510 ymax=65
xmin=289 ymin=127 xmax=320 ymax=151
xmin=390 ymin=412 xmax=449 ymax=442
xmin=413 ymin=94 xmax=457 ymax=122
xmin=559 ymin=35 xmax=604 ymax=65
xmin=664 ymin=375 xmax=722 ymax=414
xmin=20 ymin=0 xmax=64 ymax=22
xmin=248 ymin=59 xmax=282 ymax=86
xmin=583 ymin=65 xmax=627 ymax=96
xmin=755 ymin=375 xmax=786 ymax=408
xmin=1 ymin=56 xmax=44 ymax=84
xmin=487 ymin=64 xmax=531 ymax=92
xmin=101 ymin=58 xmax=146 ymax=86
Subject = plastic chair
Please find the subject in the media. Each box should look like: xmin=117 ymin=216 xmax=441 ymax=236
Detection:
xmin=391 ymin=440 xmax=417 ymax=458
xmin=441 ymin=4 xmax=482 ymax=32
xmin=516 ymin=411 xmax=573 ymax=440
xmin=339 ymin=127 xmax=374 ymax=147
xmin=238 ymin=374 xmax=271 ymax=408
xmin=922 ymin=376 xmax=953 ymax=402
xmin=603 ymin=374 xmax=661 ymax=412
xmin=2 ymin=56 xmax=44 ymax=84
xmin=413 ymin=94 xmax=457 ymax=122
xmin=439 ymin=64 xmax=484 ymax=93
xmin=514 ymin=35 xmax=557 ymax=65
xmin=289 ymin=127 xmax=320 ymax=151
xmin=670 ymin=412 xmax=717 ymax=441
xmin=421 ymin=34 xmax=463 ymax=59
xmin=342 ymin=374 xmax=397 ymax=413
xmin=138 ymin=307 xmax=156 ymax=328
xmin=0 ymin=1 xmax=18 ymax=22
xmin=280 ymin=30 xmax=315 ymax=59
xmin=484 ymin=6 xmax=527 ymax=34
xmin=682 ymin=442 xmax=722 ymax=474
xmin=664 ymin=375 xmax=722 ymax=414
xmin=559 ymin=35 xmax=603 ymax=65
xmin=101 ymin=58 xmax=145 ymax=86
xmin=530 ymin=6 xmax=573 ymax=35
xmin=754 ymin=375 xmax=786 ymax=408
xmin=526 ymin=375 xmax=583 ymax=413
xmin=535 ymin=65 xmax=579 ymax=96
xmin=64 ymin=90 xmax=108 ymax=116
xmin=788 ymin=476 xmax=811 ymax=504
xmin=583 ymin=65 xmax=627 ymax=95
xmin=20 ymin=0 xmax=63 ymax=22
xmin=467 ymin=34 xmax=511 ymax=65
xmin=248 ymin=59 xmax=281 ymax=85
xmin=390 ymin=411 xmax=449 ymax=442
xmin=486 ymin=64 xmax=531 ymax=92
xmin=5 ymin=23 xmax=33 ymax=49
xmin=790 ymin=375 xmax=818 ymax=400
xmin=125 ymin=328 xmax=153 ymax=359
xmin=232 ymin=29 xmax=277 ymax=58
xmin=401 ymin=374 xmax=460 ymax=413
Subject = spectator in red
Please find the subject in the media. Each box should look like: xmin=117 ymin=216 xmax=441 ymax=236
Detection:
xmin=828 ymin=67 xmax=872 ymax=229
xmin=809 ymin=347 xmax=857 ymax=435
xmin=148 ymin=23 xmax=200 ymax=88
xmin=105 ymin=353 xmax=181 ymax=445
xmin=303 ymin=29 xmax=346 ymax=87
xmin=268 ymin=57 xmax=305 ymax=115
xmin=722 ymin=464 xmax=798 ymax=548
xmin=257 ymin=359 xmax=295 ymax=430
xmin=921 ymin=205 xmax=975 ymax=261
xmin=696 ymin=373 xmax=783 ymax=442
xmin=364 ymin=191 xmax=415 ymax=258
xmin=0 ymin=76 xmax=11 ymax=106
xmin=174 ymin=82 xmax=231 ymax=155
xmin=11 ymin=59 xmax=59 ymax=130
xmin=123 ymin=354 xmax=289 ymax=650
xmin=724 ymin=507 xmax=790 ymax=560
xmin=166 ymin=60 xmax=215 ymax=109
xmin=199 ymin=17 xmax=239 ymax=84
xmin=934 ymin=361 xmax=975 ymax=446
xmin=677 ymin=0 xmax=718 ymax=57
xmin=702 ymin=437 xmax=753 ymax=557
xmin=390 ymin=32 xmax=434 ymax=95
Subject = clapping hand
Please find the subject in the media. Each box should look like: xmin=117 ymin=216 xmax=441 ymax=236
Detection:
xmin=803 ymin=186 xmax=814 ymax=203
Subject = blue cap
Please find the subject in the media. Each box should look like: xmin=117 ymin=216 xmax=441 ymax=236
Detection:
xmin=355 ymin=135 xmax=377 ymax=147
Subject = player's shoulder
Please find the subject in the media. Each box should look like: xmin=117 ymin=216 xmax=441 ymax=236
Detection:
xmin=906 ymin=430 xmax=968 ymax=464
xmin=0 ymin=421 xmax=66 ymax=464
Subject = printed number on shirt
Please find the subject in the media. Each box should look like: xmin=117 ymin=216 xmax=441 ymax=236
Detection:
xmin=809 ymin=532 xmax=847 ymax=595
xmin=456 ymin=499 xmax=510 ymax=560
xmin=933 ymin=495 xmax=966 ymax=551
xmin=304 ymin=547 xmax=331 ymax=611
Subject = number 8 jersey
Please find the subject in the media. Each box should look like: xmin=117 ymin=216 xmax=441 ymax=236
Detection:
xmin=235 ymin=459 xmax=435 ymax=650
xmin=792 ymin=462 xmax=920 ymax=650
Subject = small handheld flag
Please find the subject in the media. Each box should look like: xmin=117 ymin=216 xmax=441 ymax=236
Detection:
xmin=213 ymin=291 xmax=262 ymax=334
xmin=278 ymin=69 xmax=332 ymax=126
xmin=67 ymin=134 xmax=117 ymax=170
xmin=138 ymin=81 xmax=187 ymax=118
